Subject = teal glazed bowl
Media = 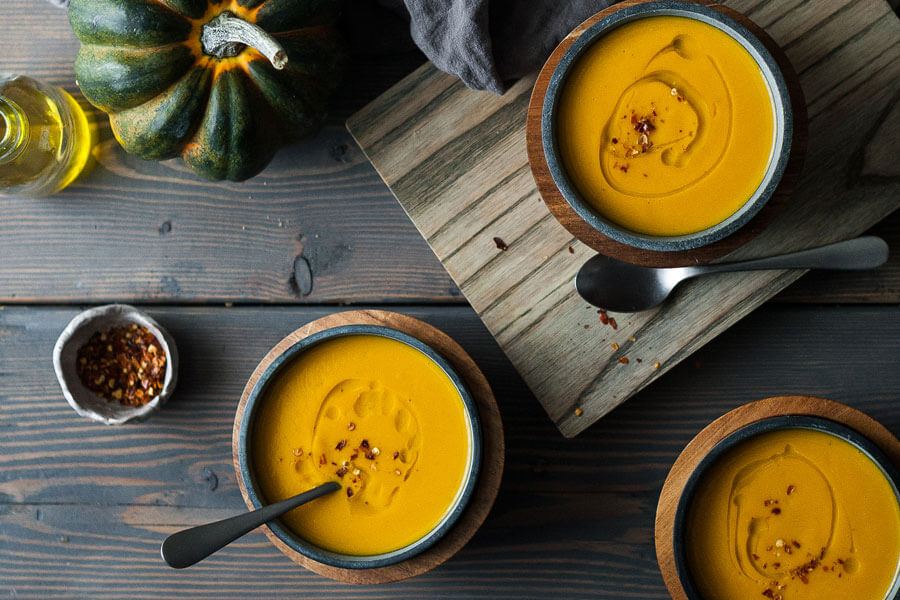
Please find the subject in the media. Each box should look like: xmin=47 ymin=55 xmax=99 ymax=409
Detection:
xmin=235 ymin=324 xmax=483 ymax=570
xmin=541 ymin=0 xmax=794 ymax=252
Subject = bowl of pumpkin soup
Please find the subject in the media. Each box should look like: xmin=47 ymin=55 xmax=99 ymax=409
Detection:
xmin=541 ymin=1 xmax=794 ymax=251
xmin=672 ymin=415 xmax=900 ymax=600
xmin=235 ymin=325 xmax=482 ymax=569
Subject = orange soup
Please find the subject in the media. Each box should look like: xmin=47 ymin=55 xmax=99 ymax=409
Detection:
xmin=557 ymin=16 xmax=775 ymax=236
xmin=251 ymin=334 xmax=473 ymax=556
xmin=686 ymin=428 xmax=900 ymax=600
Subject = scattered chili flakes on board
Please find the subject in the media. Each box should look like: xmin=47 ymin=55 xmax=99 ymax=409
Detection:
xmin=76 ymin=324 xmax=166 ymax=407
xmin=493 ymin=237 xmax=508 ymax=251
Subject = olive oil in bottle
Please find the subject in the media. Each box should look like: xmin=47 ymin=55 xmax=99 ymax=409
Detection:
xmin=0 ymin=74 xmax=91 ymax=197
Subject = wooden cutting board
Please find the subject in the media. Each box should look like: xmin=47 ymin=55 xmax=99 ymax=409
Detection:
xmin=347 ymin=0 xmax=900 ymax=437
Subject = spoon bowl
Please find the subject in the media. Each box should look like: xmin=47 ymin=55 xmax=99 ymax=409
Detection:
xmin=576 ymin=236 xmax=889 ymax=312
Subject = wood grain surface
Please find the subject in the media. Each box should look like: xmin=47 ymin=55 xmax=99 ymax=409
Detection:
xmin=1 ymin=304 xmax=898 ymax=598
xmin=232 ymin=310 xmax=504 ymax=583
xmin=347 ymin=0 xmax=900 ymax=437
xmin=1 ymin=1 xmax=899 ymax=598
xmin=654 ymin=395 xmax=900 ymax=600
xmin=528 ymin=0 xmax=807 ymax=268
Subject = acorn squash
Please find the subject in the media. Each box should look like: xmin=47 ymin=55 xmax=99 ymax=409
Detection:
xmin=69 ymin=0 xmax=345 ymax=181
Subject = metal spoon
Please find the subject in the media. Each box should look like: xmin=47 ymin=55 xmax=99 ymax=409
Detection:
xmin=160 ymin=481 xmax=340 ymax=568
xmin=575 ymin=236 xmax=889 ymax=313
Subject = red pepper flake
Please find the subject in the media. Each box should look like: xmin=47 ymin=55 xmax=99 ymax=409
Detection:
xmin=608 ymin=317 xmax=618 ymax=329
xmin=335 ymin=440 xmax=347 ymax=451
xmin=335 ymin=467 xmax=348 ymax=478
xmin=598 ymin=310 xmax=609 ymax=325
xmin=762 ymin=590 xmax=775 ymax=599
xmin=393 ymin=451 xmax=399 ymax=460
xmin=633 ymin=116 xmax=655 ymax=134
xmin=350 ymin=453 xmax=358 ymax=460
xmin=568 ymin=246 xmax=574 ymax=254
xmin=618 ymin=357 xmax=629 ymax=365
xmin=360 ymin=439 xmax=370 ymax=449
xmin=611 ymin=137 xmax=618 ymax=144
xmin=752 ymin=553 xmax=760 ymax=560
xmin=319 ymin=454 xmax=326 ymax=466
xmin=76 ymin=323 xmax=166 ymax=407
xmin=792 ymin=540 xmax=801 ymax=549
xmin=347 ymin=422 xmax=356 ymax=431
xmin=346 ymin=488 xmax=354 ymax=498
xmin=584 ymin=324 xmax=590 ymax=329
xmin=493 ymin=237 xmax=508 ymax=251
xmin=773 ymin=562 xmax=781 ymax=568
xmin=365 ymin=452 xmax=376 ymax=460
xmin=787 ymin=484 xmax=795 ymax=495
xmin=790 ymin=557 xmax=820 ymax=584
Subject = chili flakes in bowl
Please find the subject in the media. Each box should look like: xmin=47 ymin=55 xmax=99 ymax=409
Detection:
xmin=76 ymin=324 xmax=166 ymax=407
xmin=53 ymin=304 xmax=178 ymax=425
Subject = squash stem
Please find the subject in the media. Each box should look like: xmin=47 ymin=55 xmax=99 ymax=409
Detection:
xmin=201 ymin=11 xmax=288 ymax=70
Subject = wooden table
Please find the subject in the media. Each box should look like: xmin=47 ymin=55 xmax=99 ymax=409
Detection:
xmin=1 ymin=1 xmax=898 ymax=598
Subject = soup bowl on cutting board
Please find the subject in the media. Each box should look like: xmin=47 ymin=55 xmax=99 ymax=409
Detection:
xmin=528 ymin=0 xmax=807 ymax=266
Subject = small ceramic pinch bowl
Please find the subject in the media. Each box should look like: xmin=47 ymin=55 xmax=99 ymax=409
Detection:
xmin=541 ymin=0 xmax=794 ymax=252
xmin=235 ymin=324 xmax=483 ymax=570
xmin=52 ymin=304 xmax=178 ymax=425
xmin=656 ymin=396 xmax=900 ymax=600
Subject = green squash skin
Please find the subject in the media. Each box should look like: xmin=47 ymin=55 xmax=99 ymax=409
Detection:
xmin=75 ymin=44 xmax=196 ymax=112
xmin=182 ymin=69 xmax=278 ymax=181
xmin=111 ymin=67 xmax=213 ymax=161
xmin=248 ymin=29 xmax=346 ymax=141
xmin=69 ymin=0 xmax=346 ymax=181
xmin=156 ymin=0 xmax=210 ymax=20
xmin=253 ymin=0 xmax=342 ymax=33
xmin=68 ymin=0 xmax=191 ymax=48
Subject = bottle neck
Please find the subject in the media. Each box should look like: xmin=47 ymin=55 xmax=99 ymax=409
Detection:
xmin=0 ymin=96 xmax=28 ymax=164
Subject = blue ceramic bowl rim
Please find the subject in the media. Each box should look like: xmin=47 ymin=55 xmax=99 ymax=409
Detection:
xmin=542 ymin=1 xmax=794 ymax=252
xmin=672 ymin=415 xmax=900 ymax=600
xmin=236 ymin=324 xmax=483 ymax=570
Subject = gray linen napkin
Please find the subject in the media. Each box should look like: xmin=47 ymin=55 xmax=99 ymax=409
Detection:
xmin=381 ymin=0 xmax=615 ymax=94
xmin=46 ymin=0 xmax=613 ymax=95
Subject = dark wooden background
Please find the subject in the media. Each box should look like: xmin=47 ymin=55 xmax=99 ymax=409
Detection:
xmin=1 ymin=1 xmax=898 ymax=598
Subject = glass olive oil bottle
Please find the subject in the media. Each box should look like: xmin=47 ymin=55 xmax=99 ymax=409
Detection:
xmin=0 ymin=74 xmax=91 ymax=197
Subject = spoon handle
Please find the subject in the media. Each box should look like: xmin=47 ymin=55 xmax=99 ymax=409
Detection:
xmin=161 ymin=481 xmax=340 ymax=569
xmin=690 ymin=236 xmax=889 ymax=276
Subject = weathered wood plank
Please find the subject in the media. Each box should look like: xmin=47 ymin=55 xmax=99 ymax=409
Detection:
xmin=347 ymin=0 xmax=900 ymax=436
xmin=1 ymin=305 xmax=898 ymax=598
